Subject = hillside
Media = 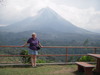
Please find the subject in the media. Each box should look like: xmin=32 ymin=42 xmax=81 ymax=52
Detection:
xmin=0 ymin=7 xmax=90 ymax=34
xmin=0 ymin=7 xmax=100 ymax=62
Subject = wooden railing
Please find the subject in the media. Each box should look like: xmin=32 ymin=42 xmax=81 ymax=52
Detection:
xmin=0 ymin=46 xmax=100 ymax=65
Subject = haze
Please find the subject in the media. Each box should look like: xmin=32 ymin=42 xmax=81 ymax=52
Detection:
xmin=0 ymin=0 xmax=100 ymax=33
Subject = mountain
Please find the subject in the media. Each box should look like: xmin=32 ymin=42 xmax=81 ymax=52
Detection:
xmin=0 ymin=7 xmax=90 ymax=33
xmin=1 ymin=7 xmax=100 ymax=61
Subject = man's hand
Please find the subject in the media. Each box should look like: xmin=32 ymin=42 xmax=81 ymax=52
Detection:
xmin=22 ymin=45 xmax=26 ymax=47
xmin=40 ymin=45 xmax=43 ymax=48
xmin=22 ymin=42 xmax=28 ymax=47
xmin=39 ymin=43 xmax=43 ymax=48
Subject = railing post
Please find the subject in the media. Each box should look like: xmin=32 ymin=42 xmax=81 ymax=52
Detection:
xmin=94 ymin=48 xmax=97 ymax=54
xmin=66 ymin=48 xmax=68 ymax=63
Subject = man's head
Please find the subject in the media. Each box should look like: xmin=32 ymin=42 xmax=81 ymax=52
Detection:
xmin=32 ymin=32 xmax=37 ymax=39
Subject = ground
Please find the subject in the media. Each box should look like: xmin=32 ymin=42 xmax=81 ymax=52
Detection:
xmin=0 ymin=65 xmax=84 ymax=75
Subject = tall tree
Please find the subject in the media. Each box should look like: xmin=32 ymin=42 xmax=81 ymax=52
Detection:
xmin=83 ymin=39 xmax=89 ymax=46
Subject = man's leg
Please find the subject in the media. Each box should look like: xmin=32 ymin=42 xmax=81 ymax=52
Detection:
xmin=31 ymin=55 xmax=37 ymax=67
xmin=30 ymin=50 xmax=38 ymax=67
xmin=33 ymin=55 xmax=36 ymax=66
xmin=31 ymin=55 xmax=34 ymax=67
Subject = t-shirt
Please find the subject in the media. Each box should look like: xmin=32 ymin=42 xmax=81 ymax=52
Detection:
xmin=27 ymin=38 xmax=39 ymax=50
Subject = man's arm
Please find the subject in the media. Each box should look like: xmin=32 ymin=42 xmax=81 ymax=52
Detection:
xmin=22 ymin=42 xmax=29 ymax=47
xmin=39 ymin=43 xmax=43 ymax=48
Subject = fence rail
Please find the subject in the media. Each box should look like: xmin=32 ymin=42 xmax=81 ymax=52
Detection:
xmin=0 ymin=45 xmax=100 ymax=65
xmin=0 ymin=45 xmax=100 ymax=48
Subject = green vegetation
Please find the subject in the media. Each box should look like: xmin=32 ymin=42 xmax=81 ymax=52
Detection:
xmin=36 ymin=59 xmax=46 ymax=63
xmin=0 ymin=57 xmax=21 ymax=64
xmin=20 ymin=50 xmax=55 ymax=63
xmin=79 ymin=56 xmax=95 ymax=62
xmin=0 ymin=65 xmax=84 ymax=75
xmin=0 ymin=31 xmax=100 ymax=63
xmin=20 ymin=50 xmax=30 ymax=63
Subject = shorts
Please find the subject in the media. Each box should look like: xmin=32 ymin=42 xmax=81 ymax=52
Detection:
xmin=28 ymin=49 xmax=38 ymax=55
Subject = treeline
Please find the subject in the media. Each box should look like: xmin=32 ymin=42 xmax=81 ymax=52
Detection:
xmin=0 ymin=31 xmax=100 ymax=62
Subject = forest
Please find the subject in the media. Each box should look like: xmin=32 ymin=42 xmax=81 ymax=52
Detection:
xmin=0 ymin=31 xmax=100 ymax=63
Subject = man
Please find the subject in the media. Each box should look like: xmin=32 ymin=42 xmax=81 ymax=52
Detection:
xmin=22 ymin=32 xmax=43 ymax=67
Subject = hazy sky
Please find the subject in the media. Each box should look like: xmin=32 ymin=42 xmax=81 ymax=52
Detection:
xmin=0 ymin=0 xmax=100 ymax=33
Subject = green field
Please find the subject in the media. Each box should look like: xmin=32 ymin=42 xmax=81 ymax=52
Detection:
xmin=0 ymin=65 xmax=84 ymax=75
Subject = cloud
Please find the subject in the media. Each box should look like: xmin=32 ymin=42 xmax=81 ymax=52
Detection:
xmin=51 ymin=0 xmax=100 ymax=10
xmin=0 ymin=0 xmax=53 ymax=24
xmin=48 ymin=3 xmax=100 ymax=32
xmin=0 ymin=0 xmax=100 ymax=33
xmin=55 ymin=5 xmax=99 ymax=28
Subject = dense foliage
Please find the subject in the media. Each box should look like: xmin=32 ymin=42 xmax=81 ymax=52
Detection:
xmin=0 ymin=31 xmax=100 ymax=62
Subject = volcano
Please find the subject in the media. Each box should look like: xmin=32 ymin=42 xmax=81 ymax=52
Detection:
xmin=0 ymin=7 xmax=90 ymax=33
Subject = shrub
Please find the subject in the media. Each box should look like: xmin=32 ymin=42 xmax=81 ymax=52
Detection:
xmin=36 ymin=59 xmax=46 ymax=63
xmin=79 ymin=56 xmax=95 ymax=62
xmin=20 ymin=50 xmax=30 ymax=63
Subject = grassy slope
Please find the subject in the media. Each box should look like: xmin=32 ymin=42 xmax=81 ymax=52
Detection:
xmin=0 ymin=65 xmax=84 ymax=75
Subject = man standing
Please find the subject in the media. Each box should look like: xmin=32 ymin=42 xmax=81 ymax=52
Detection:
xmin=22 ymin=32 xmax=43 ymax=67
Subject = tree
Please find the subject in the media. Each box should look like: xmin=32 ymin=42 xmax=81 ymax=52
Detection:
xmin=83 ymin=39 xmax=89 ymax=46
xmin=20 ymin=50 xmax=30 ymax=63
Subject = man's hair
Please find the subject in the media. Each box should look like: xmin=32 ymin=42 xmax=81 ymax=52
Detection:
xmin=32 ymin=32 xmax=36 ymax=35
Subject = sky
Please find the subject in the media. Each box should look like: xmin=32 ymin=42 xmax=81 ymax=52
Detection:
xmin=0 ymin=0 xmax=100 ymax=33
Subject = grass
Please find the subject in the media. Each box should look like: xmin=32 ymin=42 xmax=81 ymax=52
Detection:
xmin=0 ymin=65 xmax=84 ymax=75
